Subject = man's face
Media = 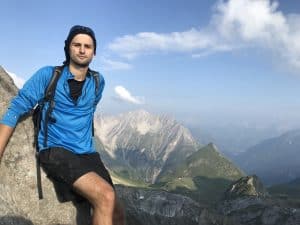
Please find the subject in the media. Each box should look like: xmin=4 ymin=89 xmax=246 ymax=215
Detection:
xmin=69 ymin=34 xmax=95 ymax=68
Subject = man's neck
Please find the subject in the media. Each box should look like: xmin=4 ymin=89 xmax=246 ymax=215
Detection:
xmin=68 ymin=63 xmax=88 ymax=81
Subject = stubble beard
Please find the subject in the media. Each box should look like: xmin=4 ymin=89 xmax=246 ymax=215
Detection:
xmin=69 ymin=53 xmax=93 ymax=68
xmin=72 ymin=60 xmax=90 ymax=68
xmin=71 ymin=57 xmax=92 ymax=68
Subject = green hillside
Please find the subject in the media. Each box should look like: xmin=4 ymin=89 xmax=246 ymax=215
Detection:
xmin=157 ymin=143 xmax=244 ymax=182
xmin=154 ymin=143 xmax=244 ymax=204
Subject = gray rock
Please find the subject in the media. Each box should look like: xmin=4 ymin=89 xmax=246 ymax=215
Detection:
xmin=224 ymin=175 xmax=269 ymax=200
xmin=115 ymin=185 xmax=202 ymax=225
xmin=219 ymin=197 xmax=300 ymax=225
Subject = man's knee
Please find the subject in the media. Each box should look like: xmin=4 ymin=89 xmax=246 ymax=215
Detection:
xmin=98 ymin=185 xmax=115 ymax=204
xmin=91 ymin=182 xmax=116 ymax=209
xmin=73 ymin=172 xmax=115 ymax=209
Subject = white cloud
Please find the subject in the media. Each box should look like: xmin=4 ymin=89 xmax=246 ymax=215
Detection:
xmin=100 ymin=57 xmax=132 ymax=71
xmin=107 ymin=0 xmax=300 ymax=70
xmin=108 ymin=29 xmax=218 ymax=59
xmin=214 ymin=0 xmax=287 ymax=41
xmin=114 ymin=86 xmax=145 ymax=105
xmin=5 ymin=70 xmax=25 ymax=88
xmin=213 ymin=0 xmax=300 ymax=69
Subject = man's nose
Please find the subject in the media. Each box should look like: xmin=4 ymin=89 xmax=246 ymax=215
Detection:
xmin=79 ymin=46 xmax=85 ymax=53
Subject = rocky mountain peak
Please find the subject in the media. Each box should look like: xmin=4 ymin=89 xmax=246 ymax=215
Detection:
xmin=95 ymin=110 xmax=198 ymax=153
xmin=224 ymin=175 xmax=269 ymax=200
xmin=0 ymin=66 xmax=18 ymax=97
xmin=207 ymin=142 xmax=219 ymax=152
xmin=94 ymin=110 xmax=200 ymax=183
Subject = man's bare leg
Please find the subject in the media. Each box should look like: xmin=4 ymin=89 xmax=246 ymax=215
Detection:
xmin=73 ymin=172 xmax=115 ymax=225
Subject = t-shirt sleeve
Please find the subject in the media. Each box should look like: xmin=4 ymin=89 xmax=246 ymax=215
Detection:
xmin=0 ymin=66 xmax=53 ymax=128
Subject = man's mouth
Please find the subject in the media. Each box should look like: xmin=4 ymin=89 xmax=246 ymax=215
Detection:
xmin=78 ymin=56 xmax=87 ymax=59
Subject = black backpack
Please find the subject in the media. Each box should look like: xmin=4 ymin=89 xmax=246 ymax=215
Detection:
xmin=32 ymin=65 xmax=100 ymax=199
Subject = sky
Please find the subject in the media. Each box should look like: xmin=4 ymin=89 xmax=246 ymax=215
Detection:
xmin=1 ymin=0 xmax=300 ymax=132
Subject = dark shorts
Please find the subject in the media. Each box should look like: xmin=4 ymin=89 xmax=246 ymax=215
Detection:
xmin=39 ymin=147 xmax=114 ymax=188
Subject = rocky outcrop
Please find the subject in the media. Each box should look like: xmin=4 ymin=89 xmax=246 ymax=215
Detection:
xmin=115 ymin=185 xmax=202 ymax=225
xmin=218 ymin=197 xmax=300 ymax=225
xmin=218 ymin=175 xmax=300 ymax=225
xmin=115 ymin=176 xmax=300 ymax=225
xmin=0 ymin=66 xmax=90 ymax=225
xmin=224 ymin=175 xmax=269 ymax=199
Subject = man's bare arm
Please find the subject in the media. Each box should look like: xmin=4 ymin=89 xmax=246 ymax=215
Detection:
xmin=0 ymin=124 xmax=14 ymax=160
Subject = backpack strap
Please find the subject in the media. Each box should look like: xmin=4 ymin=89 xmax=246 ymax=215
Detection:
xmin=88 ymin=68 xmax=100 ymax=98
xmin=35 ymin=65 xmax=63 ymax=199
xmin=45 ymin=66 xmax=64 ymax=101
xmin=43 ymin=66 xmax=64 ymax=148
xmin=88 ymin=69 xmax=100 ymax=137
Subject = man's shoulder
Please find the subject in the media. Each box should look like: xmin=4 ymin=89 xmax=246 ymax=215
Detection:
xmin=37 ymin=65 xmax=55 ymax=73
xmin=34 ymin=66 xmax=56 ymax=79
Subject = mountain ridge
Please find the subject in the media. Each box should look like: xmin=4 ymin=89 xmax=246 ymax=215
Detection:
xmin=234 ymin=129 xmax=300 ymax=185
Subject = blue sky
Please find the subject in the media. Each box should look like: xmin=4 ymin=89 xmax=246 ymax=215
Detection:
xmin=1 ymin=0 xmax=300 ymax=131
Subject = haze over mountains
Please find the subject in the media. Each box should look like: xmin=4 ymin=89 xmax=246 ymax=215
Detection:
xmin=234 ymin=129 xmax=300 ymax=186
xmin=189 ymin=123 xmax=289 ymax=157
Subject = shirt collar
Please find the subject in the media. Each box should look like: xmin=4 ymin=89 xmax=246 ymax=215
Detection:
xmin=64 ymin=66 xmax=91 ymax=80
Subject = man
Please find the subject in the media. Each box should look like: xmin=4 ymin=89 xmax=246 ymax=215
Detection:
xmin=0 ymin=25 xmax=124 ymax=225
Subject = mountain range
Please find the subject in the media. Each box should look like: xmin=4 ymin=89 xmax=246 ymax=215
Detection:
xmin=94 ymin=110 xmax=244 ymax=204
xmin=234 ymin=129 xmax=300 ymax=186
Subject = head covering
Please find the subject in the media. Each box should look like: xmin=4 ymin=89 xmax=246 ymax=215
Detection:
xmin=63 ymin=25 xmax=97 ymax=65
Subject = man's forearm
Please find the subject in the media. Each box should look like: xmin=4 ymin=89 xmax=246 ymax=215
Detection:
xmin=0 ymin=124 xmax=14 ymax=160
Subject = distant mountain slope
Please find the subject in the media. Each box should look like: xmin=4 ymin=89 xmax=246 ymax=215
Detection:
xmin=234 ymin=129 xmax=300 ymax=185
xmin=155 ymin=143 xmax=244 ymax=203
xmin=158 ymin=143 xmax=243 ymax=182
xmin=94 ymin=110 xmax=200 ymax=183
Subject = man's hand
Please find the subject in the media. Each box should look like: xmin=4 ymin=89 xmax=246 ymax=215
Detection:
xmin=0 ymin=124 xmax=14 ymax=161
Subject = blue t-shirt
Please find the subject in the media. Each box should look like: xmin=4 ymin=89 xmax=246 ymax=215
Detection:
xmin=0 ymin=66 xmax=105 ymax=154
